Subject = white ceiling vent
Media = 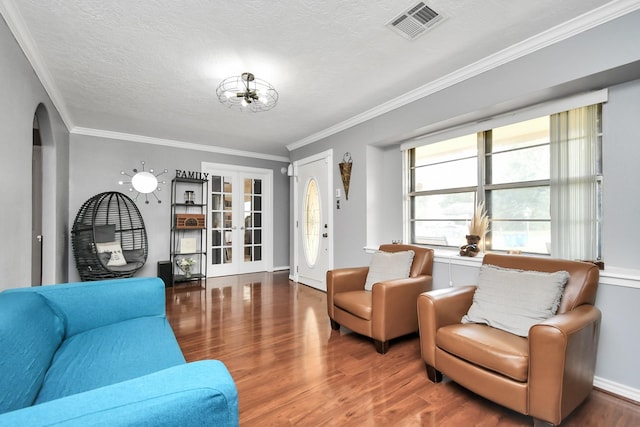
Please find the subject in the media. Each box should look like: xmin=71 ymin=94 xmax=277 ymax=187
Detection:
xmin=386 ymin=2 xmax=443 ymax=40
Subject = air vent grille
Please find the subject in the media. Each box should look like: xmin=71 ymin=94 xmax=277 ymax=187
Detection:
xmin=386 ymin=2 xmax=443 ymax=40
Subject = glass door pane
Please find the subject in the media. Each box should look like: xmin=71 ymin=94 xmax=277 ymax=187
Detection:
xmin=211 ymin=175 xmax=234 ymax=266
xmin=243 ymin=178 xmax=263 ymax=262
xmin=303 ymin=178 xmax=320 ymax=266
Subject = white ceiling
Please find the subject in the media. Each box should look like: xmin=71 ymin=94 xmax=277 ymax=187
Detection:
xmin=2 ymin=0 xmax=636 ymax=161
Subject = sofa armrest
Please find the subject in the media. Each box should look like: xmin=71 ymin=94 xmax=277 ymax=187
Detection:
xmin=528 ymin=305 xmax=602 ymax=425
xmin=6 ymin=278 xmax=165 ymax=338
xmin=417 ymin=286 xmax=476 ymax=367
xmin=0 ymin=360 xmax=238 ymax=427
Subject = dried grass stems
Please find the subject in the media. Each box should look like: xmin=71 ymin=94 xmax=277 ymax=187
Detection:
xmin=469 ymin=202 xmax=489 ymax=239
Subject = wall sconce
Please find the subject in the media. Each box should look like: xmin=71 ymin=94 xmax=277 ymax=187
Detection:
xmin=119 ymin=161 xmax=168 ymax=204
xmin=339 ymin=152 xmax=352 ymax=200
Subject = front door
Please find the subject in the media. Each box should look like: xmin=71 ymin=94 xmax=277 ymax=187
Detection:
xmin=293 ymin=150 xmax=333 ymax=291
xmin=203 ymin=163 xmax=273 ymax=276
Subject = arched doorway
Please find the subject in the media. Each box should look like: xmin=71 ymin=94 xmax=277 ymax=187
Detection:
xmin=32 ymin=114 xmax=43 ymax=286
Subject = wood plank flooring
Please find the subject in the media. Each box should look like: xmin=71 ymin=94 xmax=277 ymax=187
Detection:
xmin=165 ymin=271 xmax=640 ymax=426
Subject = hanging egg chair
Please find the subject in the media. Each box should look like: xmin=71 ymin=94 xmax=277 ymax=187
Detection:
xmin=71 ymin=192 xmax=148 ymax=281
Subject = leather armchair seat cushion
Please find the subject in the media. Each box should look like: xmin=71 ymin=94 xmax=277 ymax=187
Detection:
xmin=334 ymin=291 xmax=372 ymax=321
xmin=437 ymin=323 xmax=529 ymax=382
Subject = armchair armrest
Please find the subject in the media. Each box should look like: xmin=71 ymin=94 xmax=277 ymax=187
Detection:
xmin=371 ymin=275 xmax=433 ymax=340
xmin=0 ymin=360 xmax=238 ymax=427
xmin=417 ymin=286 xmax=476 ymax=367
xmin=528 ymin=304 xmax=602 ymax=424
xmin=327 ymin=267 xmax=369 ymax=318
xmin=6 ymin=278 xmax=165 ymax=338
xmin=327 ymin=267 xmax=369 ymax=293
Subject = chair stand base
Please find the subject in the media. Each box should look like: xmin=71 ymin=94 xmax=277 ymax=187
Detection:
xmin=426 ymin=364 xmax=443 ymax=383
xmin=330 ymin=319 xmax=340 ymax=330
xmin=374 ymin=340 xmax=389 ymax=354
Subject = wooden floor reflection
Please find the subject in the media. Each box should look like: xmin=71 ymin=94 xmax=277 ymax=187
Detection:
xmin=166 ymin=271 xmax=640 ymax=426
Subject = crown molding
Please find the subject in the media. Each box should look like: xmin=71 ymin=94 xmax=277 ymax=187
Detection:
xmin=286 ymin=0 xmax=640 ymax=152
xmin=0 ymin=0 xmax=74 ymax=131
xmin=71 ymin=127 xmax=290 ymax=163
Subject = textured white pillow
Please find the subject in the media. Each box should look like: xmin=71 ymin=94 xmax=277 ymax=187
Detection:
xmin=364 ymin=250 xmax=415 ymax=291
xmin=461 ymin=264 xmax=569 ymax=337
xmin=95 ymin=241 xmax=127 ymax=267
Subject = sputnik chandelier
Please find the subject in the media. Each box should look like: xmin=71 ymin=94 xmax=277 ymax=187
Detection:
xmin=216 ymin=72 xmax=279 ymax=112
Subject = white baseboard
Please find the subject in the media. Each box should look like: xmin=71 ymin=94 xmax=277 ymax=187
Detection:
xmin=594 ymin=376 xmax=640 ymax=403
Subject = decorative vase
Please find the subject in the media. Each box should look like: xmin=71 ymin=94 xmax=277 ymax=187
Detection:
xmin=176 ymin=260 xmax=193 ymax=278
xmin=460 ymin=234 xmax=481 ymax=257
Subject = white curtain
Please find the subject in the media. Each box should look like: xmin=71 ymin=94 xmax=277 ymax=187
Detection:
xmin=550 ymin=104 xmax=601 ymax=260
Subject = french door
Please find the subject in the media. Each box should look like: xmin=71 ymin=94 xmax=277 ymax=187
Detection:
xmin=203 ymin=163 xmax=273 ymax=276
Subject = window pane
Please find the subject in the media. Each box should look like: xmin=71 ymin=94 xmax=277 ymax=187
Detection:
xmin=490 ymin=145 xmax=550 ymax=184
xmin=491 ymin=116 xmax=550 ymax=152
xmin=490 ymin=187 xmax=550 ymax=220
xmin=412 ymin=192 xmax=474 ymax=246
xmin=489 ymin=187 xmax=550 ymax=254
xmin=414 ymin=158 xmax=477 ymax=191
xmin=413 ymin=220 xmax=468 ymax=247
xmin=413 ymin=192 xmax=475 ymax=219
xmin=491 ymin=220 xmax=550 ymax=254
xmin=413 ymin=134 xmax=477 ymax=166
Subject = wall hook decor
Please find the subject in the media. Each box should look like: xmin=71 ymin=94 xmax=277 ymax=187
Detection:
xmin=339 ymin=152 xmax=352 ymax=200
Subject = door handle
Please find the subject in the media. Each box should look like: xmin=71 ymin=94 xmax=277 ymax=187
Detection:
xmin=322 ymin=233 xmax=328 ymax=238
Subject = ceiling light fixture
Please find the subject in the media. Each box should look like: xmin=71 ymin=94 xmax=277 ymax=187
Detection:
xmin=216 ymin=72 xmax=278 ymax=112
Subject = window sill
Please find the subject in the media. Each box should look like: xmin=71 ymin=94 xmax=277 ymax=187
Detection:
xmin=364 ymin=246 xmax=640 ymax=290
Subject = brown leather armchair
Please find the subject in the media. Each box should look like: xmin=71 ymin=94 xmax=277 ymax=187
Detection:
xmin=418 ymin=253 xmax=601 ymax=426
xmin=327 ymin=244 xmax=434 ymax=354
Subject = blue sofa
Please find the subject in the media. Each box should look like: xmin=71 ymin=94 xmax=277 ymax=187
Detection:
xmin=0 ymin=277 xmax=238 ymax=426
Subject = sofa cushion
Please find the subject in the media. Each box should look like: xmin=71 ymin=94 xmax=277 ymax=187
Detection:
xmin=0 ymin=292 xmax=64 ymax=413
xmin=461 ymin=264 xmax=569 ymax=337
xmin=96 ymin=241 xmax=127 ymax=266
xmin=437 ymin=323 xmax=529 ymax=382
xmin=35 ymin=316 xmax=185 ymax=404
xmin=333 ymin=291 xmax=372 ymax=320
xmin=364 ymin=250 xmax=415 ymax=291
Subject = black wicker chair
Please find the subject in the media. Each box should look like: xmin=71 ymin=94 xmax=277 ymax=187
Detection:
xmin=71 ymin=192 xmax=148 ymax=281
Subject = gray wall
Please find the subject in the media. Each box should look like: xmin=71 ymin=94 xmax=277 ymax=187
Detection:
xmin=0 ymin=15 xmax=69 ymax=290
xmin=290 ymin=11 xmax=640 ymax=397
xmin=68 ymin=134 xmax=290 ymax=282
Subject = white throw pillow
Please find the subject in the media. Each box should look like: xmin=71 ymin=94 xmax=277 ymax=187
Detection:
xmin=461 ymin=264 xmax=569 ymax=337
xmin=95 ymin=241 xmax=127 ymax=267
xmin=364 ymin=250 xmax=415 ymax=291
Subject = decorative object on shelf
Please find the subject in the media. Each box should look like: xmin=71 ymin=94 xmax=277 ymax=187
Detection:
xmin=339 ymin=152 xmax=353 ymax=200
xmin=175 ymin=213 xmax=206 ymax=229
xmin=460 ymin=201 xmax=489 ymax=257
xmin=216 ymin=72 xmax=278 ymax=112
xmin=460 ymin=234 xmax=481 ymax=257
xmin=179 ymin=237 xmax=197 ymax=254
xmin=184 ymin=190 xmax=195 ymax=204
xmin=119 ymin=161 xmax=168 ymax=204
xmin=176 ymin=257 xmax=196 ymax=278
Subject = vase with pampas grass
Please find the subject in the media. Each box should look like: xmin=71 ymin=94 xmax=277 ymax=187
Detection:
xmin=460 ymin=202 xmax=489 ymax=257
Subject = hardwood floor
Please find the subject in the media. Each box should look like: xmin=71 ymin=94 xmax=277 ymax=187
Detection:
xmin=166 ymin=271 xmax=640 ymax=426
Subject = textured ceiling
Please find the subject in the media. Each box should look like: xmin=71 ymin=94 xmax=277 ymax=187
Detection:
xmin=1 ymin=0 xmax=633 ymax=160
